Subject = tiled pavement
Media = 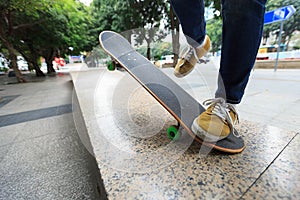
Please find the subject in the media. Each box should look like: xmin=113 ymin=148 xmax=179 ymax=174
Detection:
xmin=0 ymin=73 xmax=100 ymax=200
xmin=0 ymin=64 xmax=299 ymax=199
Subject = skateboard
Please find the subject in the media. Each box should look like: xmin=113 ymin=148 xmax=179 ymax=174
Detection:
xmin=99 ymin=31 xmax=245 ymax=154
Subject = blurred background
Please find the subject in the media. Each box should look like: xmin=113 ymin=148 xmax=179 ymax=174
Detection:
xmin=1 ymin=0 xmax=299 ymax=82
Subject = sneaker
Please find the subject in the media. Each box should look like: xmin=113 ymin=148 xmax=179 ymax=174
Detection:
xmin=174 ymin=35 xmax=210 ymax=78
xmin=191 ymin=98 xmax=240 ymax=142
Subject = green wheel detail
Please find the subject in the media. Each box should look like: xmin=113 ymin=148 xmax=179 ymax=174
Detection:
xmin=107 ymin=61 xmax=115 ymax=71
xmin=167 ymin=125 xmax=180 ymax=141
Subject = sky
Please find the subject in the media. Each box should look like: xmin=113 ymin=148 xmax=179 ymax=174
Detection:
xmin=79 ymin=0 xmax=93 ymax=6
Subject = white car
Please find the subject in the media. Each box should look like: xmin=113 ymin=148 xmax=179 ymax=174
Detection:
xmin=17 ymin=56 xmax=28 ymax=71
xmin=155 ymin=55 xmax=174 ymax=68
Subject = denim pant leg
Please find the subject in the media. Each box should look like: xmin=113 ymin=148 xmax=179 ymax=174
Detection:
xmin=215 ymin=0 xmax=267 ymax=104
xmin=170 ymin=0 xmax=206 ymax=47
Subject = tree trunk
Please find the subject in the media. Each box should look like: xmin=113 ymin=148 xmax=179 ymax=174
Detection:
xmin=7 ymin=45 xmax=26 ymax=82
xmin=9 ymin=50 xmax=26 ymax=83
xmin=19 ymin=49 xmax=45 ymax=77
xmin=28 ymin=44 xmax=45 ymax=76
xmin=170 ymin=5 xmax=180 ymax=67
xmin=33 ymin=62 xmax=45 ymax=76
xmin=286 ymin=37 xmax=291 ymax=51
xmin=46 ymin=59 xmax=56 ymax=74
xmin=147 ymin=42 xmax=151 ymax=60
xmin=0 ymin=33 xmax=26 ymax=82
xmin=43 ymin=48 xmax=56 ymax=74
xmin=124 ymin=30 xmax=132 ymax=44
xmin=262 ymin=31 xmax=269 ymax=45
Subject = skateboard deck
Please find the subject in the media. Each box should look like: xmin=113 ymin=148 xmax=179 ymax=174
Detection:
xmin=99 ymin=31 xmax=245 ymax=153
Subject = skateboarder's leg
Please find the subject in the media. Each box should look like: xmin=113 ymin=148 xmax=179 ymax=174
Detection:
xmin=170 ymin=0 xmax=211 ymax=77
xmin=170 ymin=0 xmax=206 ymax=47
xmin=192 ymin=0 xmax=266 ymax=142
xmin=215 ymin=0 xmax=266 ymax=104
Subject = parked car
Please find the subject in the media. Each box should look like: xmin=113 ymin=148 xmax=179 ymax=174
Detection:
xmin=40 ymin=62 xmax=47 ymax=73
xmin=154 ymin=55 xmax=174 ymax=68
xmin=17 ymin=56 xmax=28 ymax=71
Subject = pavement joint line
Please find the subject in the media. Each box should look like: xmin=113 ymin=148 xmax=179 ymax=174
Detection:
xmin=253 ymin=77 xmax=300 ymax=82
xmin=0 ymin=104 xmax=72 ymax=128
xmin=238 ymin=132 xmax=299 ymax=199
xmin=0 ymin=95 xmax=20 ymax=108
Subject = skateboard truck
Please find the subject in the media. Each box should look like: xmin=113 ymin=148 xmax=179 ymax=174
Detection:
xmin=107 ymin=57 xmax=122 ymax=71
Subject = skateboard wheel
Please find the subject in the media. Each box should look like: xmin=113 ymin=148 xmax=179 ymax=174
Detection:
xmin=167 ymin=125 xmax=180 ymax=141
xmin=107 ymin=61 xmax=115 ymax=71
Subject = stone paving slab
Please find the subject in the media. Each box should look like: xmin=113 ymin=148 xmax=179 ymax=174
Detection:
xmin=0 ymin=73 xmax=101 ymax=200
xmin=242 ymin=133 xmax=300 ymax=199
xmin=0 ymin=120 xmax=98 ymax=200
xmin=0 ymin=75 xmax=73 ymax=116
xmin=71 ymin=68 xmax=299 ymax=199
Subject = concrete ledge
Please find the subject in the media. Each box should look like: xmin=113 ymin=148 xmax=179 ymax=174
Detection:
xmin=70 ymin=68 xmax=298 ymax=199
xmin=72 ymin=90 xmax=108 ymax=199
xmin=254 ymin=59 xmax=300 ymax=69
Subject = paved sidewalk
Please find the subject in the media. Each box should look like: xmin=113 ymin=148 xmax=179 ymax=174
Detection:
xmin=0 ymin=72 xmax=99 ymax=199
xmin=1 ymin=64 xmax=299 ymax=199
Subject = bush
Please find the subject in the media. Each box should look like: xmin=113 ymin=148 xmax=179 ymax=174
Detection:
xmin=0 ymin=67 xmax=9 ymax=72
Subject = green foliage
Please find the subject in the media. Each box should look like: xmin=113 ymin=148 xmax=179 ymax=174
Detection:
xmin=205 ymin=0 xmax=300 ymax=51
xmin=89 ymin=0 xmax=119 ymax=44
xmin=0 ymin=0 xmax=92 ymax=76
xmin=90 ymin=0 xmax=167 ymax=33
xmin=89 ymin=0 xmax=168 ymax=59
xmin=137 ymin=42 xmax=173 ymax=60
xmin=206 ymin=18 xmax=222 ymax=53
xmin=0 ymin=67 xmax=8 ymax=72
xmin=60 ymin=0 xmax=92 ymax=54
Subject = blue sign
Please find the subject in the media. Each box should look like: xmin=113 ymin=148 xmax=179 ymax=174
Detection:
xmin=264 ymin=5 xmax=296 ymax=25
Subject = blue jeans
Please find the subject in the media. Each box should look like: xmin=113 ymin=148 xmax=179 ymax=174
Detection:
xmin=171 ymin=0 xmax=267 ymax=104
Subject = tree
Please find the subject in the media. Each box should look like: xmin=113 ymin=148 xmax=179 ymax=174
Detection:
xmin=169 ymin=4 xmax=180 ymax=67
xmin=0 ymin=0 xmax=92 ymax=81
xmin=0 ymin=0 xmax=49 ymax=82
xmin=200 ymin=0 xmax=300 ymax=51
xmin=89 ymin=0 xmax=119 ymax=45
xmin=134 ymin=28 xmax=168 ymax=60
xmin=62 ymin=1 xmax=92 ymax=55
xmin=131 ymin=0 xmax=168 ymax=59
xmin=206 ymin=18 xmax=222 ymax=54
xmin=36 ymin=0 xmax=91 ymax=74
xmin=90 ymin=0 xmax=168 ymax=60
xmin=0 ymin=0 xmax=67 ymax=80
xmin=12 ymin=6 xmax=67 ymax=76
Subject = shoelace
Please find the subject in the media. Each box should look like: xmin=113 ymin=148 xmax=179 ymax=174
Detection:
xmin=182 ymin=46 xmax=199 ymax=61
xmin=181 ymin=46 xmax=206 ymax=64
xmin=203 ymin=98 xmax=241 ymax=138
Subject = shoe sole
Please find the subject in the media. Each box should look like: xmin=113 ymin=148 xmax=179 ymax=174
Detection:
xmin=191 ymin=118 xmax=227 ymax=143
xmin=174 ymin=64 xmax=195 ymax=78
